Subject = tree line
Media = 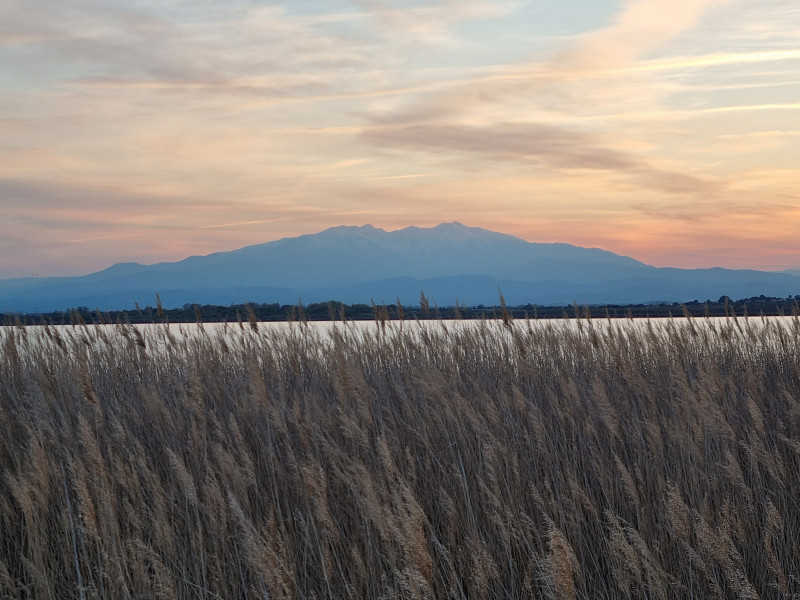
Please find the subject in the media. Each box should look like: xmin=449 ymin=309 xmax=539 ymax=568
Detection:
xmin=3 ymin=294 xmax=800 ymax=325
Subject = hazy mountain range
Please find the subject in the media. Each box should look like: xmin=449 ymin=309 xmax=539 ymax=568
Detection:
xmin=2 ymin=222 xmax=799 ymax=312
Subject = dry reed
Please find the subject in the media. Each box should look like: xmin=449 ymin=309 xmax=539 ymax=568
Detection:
xmin=0 ymin=314 xmax=799 ymax=598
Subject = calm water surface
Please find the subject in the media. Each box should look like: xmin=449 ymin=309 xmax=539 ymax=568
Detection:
xmin=3 ymin=315 xmax=797 ymax=355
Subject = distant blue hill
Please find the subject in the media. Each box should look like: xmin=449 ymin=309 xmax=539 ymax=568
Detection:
xmin=1 ymin=222 xmax=798 ymax=312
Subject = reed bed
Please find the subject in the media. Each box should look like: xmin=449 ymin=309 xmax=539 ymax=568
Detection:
xmin=1 ymin=314 xmax=799 ymax=599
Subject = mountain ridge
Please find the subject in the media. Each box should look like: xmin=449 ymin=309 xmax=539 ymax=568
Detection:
xmin=1 ymin=222 xmax=798 ymax=312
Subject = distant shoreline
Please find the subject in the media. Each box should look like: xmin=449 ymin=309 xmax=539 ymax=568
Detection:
xmin=3 ymin=295 xmax=798 ymax=325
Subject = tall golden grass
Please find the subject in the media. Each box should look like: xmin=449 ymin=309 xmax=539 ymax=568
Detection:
xmin=1 ymin=314 xmax=799 ymax=599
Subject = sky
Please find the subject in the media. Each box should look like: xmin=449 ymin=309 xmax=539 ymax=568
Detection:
xmin=1 ymin=0 xmax=799 ymax=278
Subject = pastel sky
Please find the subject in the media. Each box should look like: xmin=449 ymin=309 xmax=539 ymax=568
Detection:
xmin=2 ymin=0 xmax=799 ymax=277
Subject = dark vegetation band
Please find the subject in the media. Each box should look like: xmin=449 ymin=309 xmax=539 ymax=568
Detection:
xmin=3 ymin=293 xmax=800 ymax=325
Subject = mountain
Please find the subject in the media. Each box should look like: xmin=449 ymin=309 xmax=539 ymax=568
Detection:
xmin=1 ymin=222 xmax=799 ymax=312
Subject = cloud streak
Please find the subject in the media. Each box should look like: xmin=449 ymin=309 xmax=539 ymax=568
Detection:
xmin=363 ymin=122 xmax=722 ymax=196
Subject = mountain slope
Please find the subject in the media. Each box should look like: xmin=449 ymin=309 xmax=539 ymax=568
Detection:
xmin=0 ymin=222 xmax=798 ymax=312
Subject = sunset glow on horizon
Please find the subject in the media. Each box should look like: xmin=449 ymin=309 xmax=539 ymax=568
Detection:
xmin=2 ymin=0 xmax=799 ymax=277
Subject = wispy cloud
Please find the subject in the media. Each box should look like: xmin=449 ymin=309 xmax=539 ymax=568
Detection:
xmin=550 ymin=0 xmax=733 ymax=71
xmin=619 ymin=48 xmax=800 ymax=73
xmin=718 ymin=130 xmax=800 ymax=139
xmin=349 ymin=0 xmax=518 ymax=40
xmin=363 ymin=122 xmax=721 ymax=196
xmin=199 ymin=218 xmax=293 ymax=230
